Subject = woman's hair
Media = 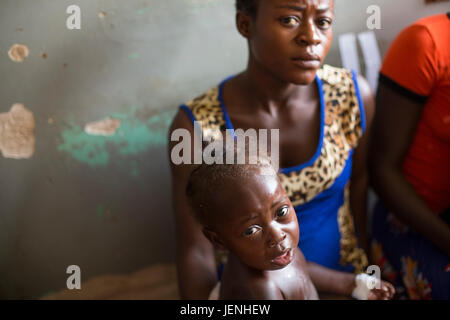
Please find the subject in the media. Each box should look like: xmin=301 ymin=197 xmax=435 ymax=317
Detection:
xmin=236 ymin=0 xmax=259 ymax=16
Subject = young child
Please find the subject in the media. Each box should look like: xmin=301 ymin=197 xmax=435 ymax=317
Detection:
xmin=186 ymin=156 xmax=394 ymax=300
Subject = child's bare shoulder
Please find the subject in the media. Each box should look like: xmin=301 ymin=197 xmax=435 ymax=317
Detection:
xmin=221 ymin=277 xmax=284 ymax=300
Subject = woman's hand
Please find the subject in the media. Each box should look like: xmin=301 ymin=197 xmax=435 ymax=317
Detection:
xmin=350 ymin=273 xmax=396 ymax=300
xmin=367 ymin=281 xmax=395 ymax=300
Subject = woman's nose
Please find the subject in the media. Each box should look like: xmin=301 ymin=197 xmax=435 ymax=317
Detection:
xmin=296 ymin=20 xmax=322 ymax=46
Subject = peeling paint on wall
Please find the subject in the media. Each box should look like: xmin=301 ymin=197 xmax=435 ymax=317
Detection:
xmin=57 ymin=107 xmax=175 ymax=167
xmin=85 ymin=117 xmax=121 ymax=136
xmin=8 ymin=44 xmax=29 ymax=62
xmin=0 ymin=103 xmax=35 ymax=159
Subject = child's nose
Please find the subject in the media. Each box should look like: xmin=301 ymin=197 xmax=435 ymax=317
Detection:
xmin=267 ymin=227 xmax=287 ymax=248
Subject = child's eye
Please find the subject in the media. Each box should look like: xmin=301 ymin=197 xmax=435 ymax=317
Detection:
xmin=243 ymin=226 xmax=260 ymax=237
xmin=276 ymin=206 xmax=290 ymax=218
xmin=280 ymin=16 xmax=300 ymax=27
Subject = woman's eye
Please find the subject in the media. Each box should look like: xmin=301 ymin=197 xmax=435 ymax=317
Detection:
xmin=317 ymin=18 xmax=332 ymax=29
xmin=280 ymin=17 xmax=300 ymax=27
xmin=277 ymin=206 xmax=290 ymax=218
xmin=243 ymin=226 xmax=260 ymax=237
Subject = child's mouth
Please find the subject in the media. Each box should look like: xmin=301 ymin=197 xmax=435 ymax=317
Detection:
xmin=270 ymin=248 xmax=293 ymax=267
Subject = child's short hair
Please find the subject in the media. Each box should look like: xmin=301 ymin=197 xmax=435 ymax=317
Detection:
xmin=186 ymin=145 xmax=275 ymax=226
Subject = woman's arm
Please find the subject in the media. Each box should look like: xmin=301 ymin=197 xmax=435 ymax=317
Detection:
xmin=308 ymin=262 xmax=395 ymax=300
xmin=306 ymin=76 xmax=376 ymax=299
xmin=307 ymin=262 xmax=355 ymax=297
xmin=168 ymin=111 xmax=218 ymax=299
xmin=350 ymin=75 xmax=376 ymax=255
xmin=369 ymin=82 xmax=450 ymax=256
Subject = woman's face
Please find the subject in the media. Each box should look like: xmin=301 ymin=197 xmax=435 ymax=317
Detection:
xmin=243 ymin=0 xmax=334 ymax=85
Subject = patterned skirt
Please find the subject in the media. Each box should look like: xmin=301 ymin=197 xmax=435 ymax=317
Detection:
xmin=371 ymin=200 xmax=450 ymax=300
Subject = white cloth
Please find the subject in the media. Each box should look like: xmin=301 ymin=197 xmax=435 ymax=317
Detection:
xmin=351 ymin=273 xmax=381 ymax=300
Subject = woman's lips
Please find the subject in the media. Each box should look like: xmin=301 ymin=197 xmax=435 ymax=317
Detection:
xmin=292 ymin=58 xmax=321 ymax=69
xmin=271 ymin=248 xmax=294 ymax=267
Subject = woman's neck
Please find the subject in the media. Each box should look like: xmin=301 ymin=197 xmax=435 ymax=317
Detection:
xmin=239 ymin=56 xmax=316 ymax=115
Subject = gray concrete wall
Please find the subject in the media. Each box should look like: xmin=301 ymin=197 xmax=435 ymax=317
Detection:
xmin=0 ymin=0 xmax=447 ymax=299
xmin=327 ymin=0 xmax=449 ymax=67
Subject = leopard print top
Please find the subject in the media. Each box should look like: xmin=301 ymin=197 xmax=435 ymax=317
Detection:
xmin=180 ymin=64 xmax=369 ymax=273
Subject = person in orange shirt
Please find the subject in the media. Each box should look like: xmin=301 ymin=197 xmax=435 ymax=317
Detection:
xmin=369 ymin=13 xmax=450 ymax=300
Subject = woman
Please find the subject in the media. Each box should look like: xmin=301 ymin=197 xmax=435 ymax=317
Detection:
xmin=169 ymin=0 xmax=375 ymax=299
xmin=370 ymin=13 xmax=450 ymax=300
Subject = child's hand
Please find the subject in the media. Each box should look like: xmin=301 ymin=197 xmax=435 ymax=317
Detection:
xmin=367 ymin=280 xmax=395 ymax=300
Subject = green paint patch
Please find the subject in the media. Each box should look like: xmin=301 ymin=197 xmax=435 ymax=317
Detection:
xmin=128 ymin=52 xmax=140 ymax=60
xmin=136 ymin=8 xmax=148 ymax=15
xmin=58 ymin=107 xmax=175 ymax=167
xmin=58 ymin=122 xmax=111 ymax=167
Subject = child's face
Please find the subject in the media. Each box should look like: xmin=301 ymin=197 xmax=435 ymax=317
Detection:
xmin=208 ymin=168 xmax=299 ymax=271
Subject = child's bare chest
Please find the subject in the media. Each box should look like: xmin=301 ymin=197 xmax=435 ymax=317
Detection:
xmin=272 ymin=256 xmax=319 ymax=300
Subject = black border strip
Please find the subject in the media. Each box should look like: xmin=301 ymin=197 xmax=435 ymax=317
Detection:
xmin=378 ymin=73 xmax=429 ymax=103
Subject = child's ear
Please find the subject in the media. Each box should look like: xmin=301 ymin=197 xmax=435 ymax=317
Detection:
xmin=202 ymin=227 xmax=226 ymax=251
xmin=236 ymin=12 xmax=253 ymax=39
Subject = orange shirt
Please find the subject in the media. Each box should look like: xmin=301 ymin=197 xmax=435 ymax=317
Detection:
xmin=380 ymin=13 xmax=450 ymax=214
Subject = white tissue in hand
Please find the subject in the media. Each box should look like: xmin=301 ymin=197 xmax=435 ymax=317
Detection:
xmin=351 ymin=273 xmax=381 ymax=300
